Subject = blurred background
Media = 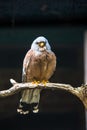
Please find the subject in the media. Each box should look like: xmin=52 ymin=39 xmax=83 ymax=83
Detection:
xmin=0 ymin=0 xmax=87 ymax=130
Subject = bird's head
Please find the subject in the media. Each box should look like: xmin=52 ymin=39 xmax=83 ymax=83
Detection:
xmin=31 ymin=36 xmax=51 ymax=52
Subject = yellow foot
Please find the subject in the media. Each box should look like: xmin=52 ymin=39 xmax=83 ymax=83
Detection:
xmin=41 ymin=80 xmax=49 ymax=86
xmin=32 ymin=80 xmax=40 ymax=85
xmin=32 ymin=80 xmax=49 ymax=86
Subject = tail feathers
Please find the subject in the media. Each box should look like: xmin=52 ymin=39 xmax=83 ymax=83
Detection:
xmin=21 ymin=89 xmax=41 ymax=104
xmin=17 ymin=89 xmax=41 ymax=114
xmin=17 ymin=102 xmax=30 ymax=114
xmin=17 ymin=102 xmax=39 ymax=114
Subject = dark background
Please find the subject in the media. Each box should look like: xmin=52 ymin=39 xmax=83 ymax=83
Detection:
xmin=0 ymin=0 xmax=87 ymax=130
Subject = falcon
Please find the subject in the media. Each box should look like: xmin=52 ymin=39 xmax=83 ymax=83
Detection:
xmin=17 ymin=36 xmax=56 ymax=114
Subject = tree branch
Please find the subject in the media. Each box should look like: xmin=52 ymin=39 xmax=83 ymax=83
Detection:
xmin=0 ymin=79 xmax=87 ymax=109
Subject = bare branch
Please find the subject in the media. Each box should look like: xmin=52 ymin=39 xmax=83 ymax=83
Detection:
xmin=0 ymin=79 xmax=87 ymax=109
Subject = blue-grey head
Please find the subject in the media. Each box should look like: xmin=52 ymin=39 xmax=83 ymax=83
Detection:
xmin=31 ymin=36 xmax=51 ymax=52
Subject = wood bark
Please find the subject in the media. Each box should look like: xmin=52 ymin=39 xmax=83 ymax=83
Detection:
xmin=0 ymin=79 xmax=87 ymax=109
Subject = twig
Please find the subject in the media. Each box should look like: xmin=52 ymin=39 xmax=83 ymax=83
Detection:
xmin=0 ymin=79 xmax=87 ymax=109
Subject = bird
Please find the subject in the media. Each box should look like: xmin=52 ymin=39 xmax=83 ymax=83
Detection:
xmin=17 ymin=36 xmax=56 ymax=114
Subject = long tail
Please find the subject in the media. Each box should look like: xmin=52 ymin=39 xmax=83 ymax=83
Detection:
xmin=17 ymin=89 xmax=41 ymax=114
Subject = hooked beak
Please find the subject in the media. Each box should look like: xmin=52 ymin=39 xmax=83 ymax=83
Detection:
xmin=38 ymin=42 xmax=46 ymax=48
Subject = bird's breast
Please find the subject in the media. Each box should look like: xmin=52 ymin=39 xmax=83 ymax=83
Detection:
xmin=27 ymin=51 xmax=56 ymax=82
